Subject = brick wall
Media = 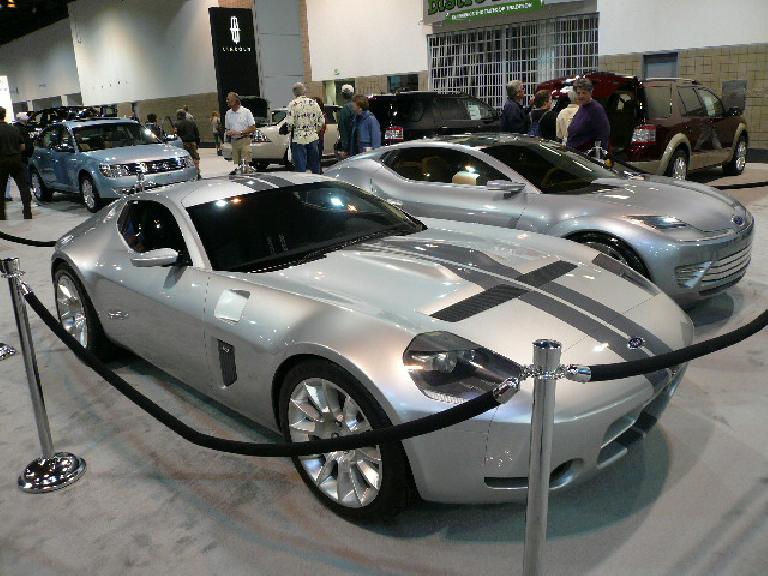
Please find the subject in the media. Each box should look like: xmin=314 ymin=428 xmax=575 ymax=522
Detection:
xmin=599 ymin=43 xmax=768 ymax=150
xmin=117 ymin=92 xmax=220 ymax=142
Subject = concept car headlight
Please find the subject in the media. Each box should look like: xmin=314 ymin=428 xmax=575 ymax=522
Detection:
xmin=625 ymin=215 xmax=689 ymax=230
xmin=403 ymin=332 xmax=522 ymax=404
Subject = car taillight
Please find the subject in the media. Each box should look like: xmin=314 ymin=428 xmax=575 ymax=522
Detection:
xmin=631 ymin=124 xmax=657 ymax=143
xmin=385 ymin=126 xmax=404 ymax=141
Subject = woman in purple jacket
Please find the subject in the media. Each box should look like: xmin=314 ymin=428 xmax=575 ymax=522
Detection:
xmin=566 ymin=77 xmax=610 ymax=153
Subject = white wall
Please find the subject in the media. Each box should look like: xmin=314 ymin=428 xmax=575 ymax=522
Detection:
xmin=254 ymin=0 xmax=304 ymax=108
xmin=306 ymin=0 xmax=430 ymax=81
xmin=68 ymin=0 xmax=219 ymax=104
xmin=0 ymin=19 xmax=81 ymax=105
xmin=598 ymin=0 xmax=768 ymax=56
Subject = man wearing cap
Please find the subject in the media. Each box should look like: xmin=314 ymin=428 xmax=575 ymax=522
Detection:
xmin=224 ymin=91 xmax=256 ymax=174
xmin=336 ymin=84 xmax=355 ymax=159
xmin=282 ymin=82 xmax=324 ymax=174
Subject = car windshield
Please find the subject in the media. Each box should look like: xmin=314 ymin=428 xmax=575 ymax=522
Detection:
xmin=271 ymin=110 xmax=287 ymax=124
xmin=482 ymin=141 xmax=618 ymax=194
xmin=72 ymin=123 xmax=160 ymax=151
xmin=187 ymin=181 xmax=425 ymax=272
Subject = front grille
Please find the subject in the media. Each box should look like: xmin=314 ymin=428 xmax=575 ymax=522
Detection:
xmin=700 ymin=243 xmax=752 ymax=286
xmin=120 ymin=158 xmax=186 ymax=175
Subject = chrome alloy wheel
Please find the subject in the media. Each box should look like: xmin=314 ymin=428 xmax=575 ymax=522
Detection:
xmin=287 ymin=378 xmax=382 ymax=508
xmin=672 ymin=156 xmax=688 ymax=180
xmin=30 ymin=173 xmax=43 ymax=201
xmin=735 ymin=139 xmax=747 ymax=172
xmin=81 ymin=178 xmax=96 ymax=210
xmin=55 ymin=274 xmax=88 ymax=348
xmin=584 ymin=241 xmax=629 ymax=266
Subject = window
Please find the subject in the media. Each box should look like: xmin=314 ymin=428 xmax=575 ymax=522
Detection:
xmin=118 ymin=201 xmax=187 ymax=255
xmin=387 ymin=74 xmax=419 ymax=93
xmin=435 ymin=97 xmax=468 ymax=122
xmin=678 ymin=87 xmax=705 ymax=117
xmin=73 ymin=122 xmax=158 ymax=151
xmin=696 ymin=89 xmax=724 ymax=117
xmin=40 ymin=128 xmax=57 ymax=149
xmin=463 ymin=97 xmax=496 ymax=121
xmin=386 ymin=147 xmax=506 ymax=185
xmin=643 ymin=52 xmax=678 ymax=79
xmin=643 ymin=85 xmax=673 ymax=118
xmin=57 ymin=126 xmax=74 ymax=148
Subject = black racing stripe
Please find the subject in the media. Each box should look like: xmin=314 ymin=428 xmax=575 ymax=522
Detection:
xmin=431 ymin=285 xmax=527 ymax=322
xmin=250 ymin=173 xmax=295 ymax=188
xmin=519 ymin=292 xmax=650 ymax=363
xmin=516 ymin=261 xmax=578 ymax=287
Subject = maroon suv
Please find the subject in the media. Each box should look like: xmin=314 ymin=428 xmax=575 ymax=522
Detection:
xmin=536 ymin=73 xmax=748 ymax=180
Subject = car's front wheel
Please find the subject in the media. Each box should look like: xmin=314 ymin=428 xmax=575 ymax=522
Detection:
xmin=80 ymin=174 xmax=102 ymax=213
xmin=571 ymin=232 xmax=650 ymax=279
xmin=723 ymin=135 xmax=747 ymax=176
xmin=279 ymin=359 xmax=410 ymax=520
xmin=30 ymin=169 xmax=52 ymax=202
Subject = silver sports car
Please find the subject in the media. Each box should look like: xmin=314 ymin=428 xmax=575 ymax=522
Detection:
xmin=325 ymin=134 xmax=754 ymax=307
xmin=51 ymin=172 xmax=692 ymax=519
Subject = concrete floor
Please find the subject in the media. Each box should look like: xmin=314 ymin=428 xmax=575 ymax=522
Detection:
xmin=1 ymin=151 xmax=767 ymax=576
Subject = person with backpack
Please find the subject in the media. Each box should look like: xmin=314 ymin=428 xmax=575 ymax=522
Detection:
xmin=527 ymin=90 xmax=551 ymax=137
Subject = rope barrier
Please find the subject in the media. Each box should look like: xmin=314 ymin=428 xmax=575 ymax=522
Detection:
xmin=579 ymin=309 xmax=768 ymax=382
xmin=23 ymin=289 xmax=509 ymax=457
xmin=0 ymin=230 xmax=57 ymax=248
xmin=714 ymin=181 xmax=768 ymax=190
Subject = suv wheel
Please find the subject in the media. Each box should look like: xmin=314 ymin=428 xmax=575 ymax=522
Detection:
xmin=80 ymin=175 xmax=102 ymax=213
xmin=665 ymin=148 xmax=688 ymax=180
xmin=30 ymin=169 xmax=52 ymax=202
xmin=723 ymin=135 xmax=747 ymax=176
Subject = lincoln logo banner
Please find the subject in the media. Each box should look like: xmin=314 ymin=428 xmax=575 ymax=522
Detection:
xmin=209 ymin=7 xmax=259 ymax=119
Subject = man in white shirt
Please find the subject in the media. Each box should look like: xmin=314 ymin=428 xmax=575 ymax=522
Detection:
xmin=224 ymin=92 xmax=256 ymax=174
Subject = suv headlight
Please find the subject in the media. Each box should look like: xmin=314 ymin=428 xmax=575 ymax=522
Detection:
xmin=403 ymin=332 xmax=522 ymax=404
xmin=252 ymin=130 xmax=270 ymax=143
xmin=181 ymin=156 xmax=195 ymax=168
xmin=625 ymin=215 xmax=690 ymax=230
xmin=99 ymin=163 xmax=133 ymax=178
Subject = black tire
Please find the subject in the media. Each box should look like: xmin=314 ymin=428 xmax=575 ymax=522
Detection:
xmin=723 ymin=135 xmax=747 ymax=176
xmin=570 ymin=232 xmax=651 ymax=279
xmin=53 ymin=264 xmax=117 ymax=361
xmin=282 ymin=148 xmax=294 ymax=170
xmin=30 ymin=169 xmax=52 ymax=202
xmin=251 ymin=161 xmax=269 ymax=171
xmin=665 ymin=148 xmax=688 ymax=180
xmin=279 ymin=359 xmax=410 ymax=520
xmin=79 ymin=174 xmax=102 ymax=213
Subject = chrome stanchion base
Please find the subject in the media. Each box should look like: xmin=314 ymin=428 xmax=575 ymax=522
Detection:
xmin=0 ymin=343 xmax=17 ymax=360
xmin=18 ymin=452 xmax=86 ymax=493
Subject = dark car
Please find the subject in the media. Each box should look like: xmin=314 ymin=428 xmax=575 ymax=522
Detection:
xmin=368 ymin=91 xmax=500 ymax=146
xmin=536 ymin=73 xmax=748 ymax=180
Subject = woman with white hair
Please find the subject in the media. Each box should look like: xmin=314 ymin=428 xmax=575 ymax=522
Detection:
xmin=555 ymin=88 xmax=579 ymax=144
xmin=566 ymin=77 xmax=610 ymax=153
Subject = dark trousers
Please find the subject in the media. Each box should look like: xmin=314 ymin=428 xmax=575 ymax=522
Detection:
xmin=0 ymin=155 xmax=32 ymax=219
xmin=291 ymin=141 xmax=321 ymax=174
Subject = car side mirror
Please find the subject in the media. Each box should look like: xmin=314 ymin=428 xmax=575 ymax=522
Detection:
xmin=130 ymin=248 xmax=180 ymax=268
xmin=726 ymin=106 xmax=742 ymax=117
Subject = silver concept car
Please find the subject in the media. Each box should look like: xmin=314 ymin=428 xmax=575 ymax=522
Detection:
xmin=51 ymin=172 xmax=692 ymax=518
xmin=325 ymin=135 xmax=753 ymax=307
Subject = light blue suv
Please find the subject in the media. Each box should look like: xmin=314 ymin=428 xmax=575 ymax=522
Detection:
xmin=30 ymin=119 xmax=197 ymax=212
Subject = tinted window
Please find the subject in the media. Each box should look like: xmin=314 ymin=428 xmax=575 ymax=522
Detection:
xmin=118 ymin=200 xmax=187 ymax=255
xmin=57 ymin=126 xmax=74 ymax=148
xmin=697 ymin=89 xmax=724 ymax=117
xmin=387 ymin=146 xmax=506 ymax=185
xmin=73 ymin=122 xmax=159 ymax=152
xmin=644 ymin=85 xmax=672 ymax=118
xmin=369 ymin=96 xmax=427 ymax=124
xmin=482 ymin=141 xmax=616 ymax=194
xmin=678 ymin=87 xmax=705 ymax=116
xmin=435 ymin=97 xmax=469 ymax=122
xmin=463 ymin=97 xmax=495 ymax=121
xmin=40 ymin=128 xmax=56 ymax=149
xmin=187 ymin=182 xmax=422 ymax=272
xmin=324 ymin=106 xmax=339 ymax=125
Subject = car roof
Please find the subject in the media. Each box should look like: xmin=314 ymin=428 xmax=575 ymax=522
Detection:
xmin=60 ymin=119 xmax=139 ymax=129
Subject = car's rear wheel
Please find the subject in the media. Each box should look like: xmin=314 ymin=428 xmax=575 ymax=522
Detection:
xmin=251 ymin=161 xmax=269 ymax=171
xmin=80 ymin=175 xmax=102 ymax=213
xmin=723 ymin=135 xmax=747 ymax=176
xmin=570 ymin=232 xmax=650 ymax=279
xmin=279 ymin=359 xmax=410 ymax=520
xmin=53 ymin=265 xmax=115 ymax=360
xmin=30 ymin=169 xmax=52 ymax=202
xmin=665 ymin=148 xmax=688 ymax=180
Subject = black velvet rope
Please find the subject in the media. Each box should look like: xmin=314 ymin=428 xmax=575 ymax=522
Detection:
xmin=24 ymin=290 xmax=502 ymax=457
xmin=586 ymin=309 xmax=768 ymax=382
xmin=714 ymin=181 xmax=768 ymax=190
xmin=0 ymin=230 xmax=57 ymax=248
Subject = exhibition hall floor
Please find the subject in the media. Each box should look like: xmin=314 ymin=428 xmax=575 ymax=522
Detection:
xmin=1 ymin=151 xmax=767 ymax=576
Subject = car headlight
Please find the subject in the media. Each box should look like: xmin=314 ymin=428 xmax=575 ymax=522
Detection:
xmin=181 ymin=156 xmax=195 ymax=168
xmin=625 ymin=215 xmax=689 ymax=230
xmin=99 ymin=163 xmax=133 ymax=178
xmin=403 ymin=332 xmax=522 ymax=404
xmin=252 ymin=130 xmax=270 ymax=143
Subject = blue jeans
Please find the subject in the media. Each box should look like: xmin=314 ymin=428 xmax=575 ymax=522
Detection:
xmin=291 ymin=141 xmax=321 ymax=174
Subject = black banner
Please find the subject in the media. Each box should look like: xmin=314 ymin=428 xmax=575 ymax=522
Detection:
xmin=208 ymin=7 xmax=262 ymax=121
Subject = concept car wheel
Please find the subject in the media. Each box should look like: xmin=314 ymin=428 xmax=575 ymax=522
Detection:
xmin=279 ymin=359 xmax=410 ymax=520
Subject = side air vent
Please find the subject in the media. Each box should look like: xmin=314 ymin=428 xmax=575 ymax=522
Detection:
xmin=218 ymin=340 xmax=237 ymax=387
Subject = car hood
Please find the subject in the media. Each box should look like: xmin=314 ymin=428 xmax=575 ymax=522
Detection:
xmin=83 ymin=144 xmax=187 ymax=163
xmin=230 ymin=219 xmax=679 ymax=362
xmin=589 ymin=176 xmax=741 ymax=232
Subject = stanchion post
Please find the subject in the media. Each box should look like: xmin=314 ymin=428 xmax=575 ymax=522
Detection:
xmin=523 ymin=339 xmax=562 ymax=576
xmin=1 ymin=258 xmax=86 ymax=493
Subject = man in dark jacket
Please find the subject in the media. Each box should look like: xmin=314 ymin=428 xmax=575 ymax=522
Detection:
xmin=174 ymin=109 xmax=201 ymax=179
xmin=0 ymin=107 xmax=32 ymax=219
xmin=336 ymin=84 xmax=355 ymax=159
xmin=500 ymin=80 xmax=529 ymax=134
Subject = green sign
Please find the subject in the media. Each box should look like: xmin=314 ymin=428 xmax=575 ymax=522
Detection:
xmin=425 ymin=0 xmax=544 ymax=25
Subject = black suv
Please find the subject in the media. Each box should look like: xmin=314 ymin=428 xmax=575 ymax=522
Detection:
xmin=368 ymin=91 xmax=500 ymax=145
